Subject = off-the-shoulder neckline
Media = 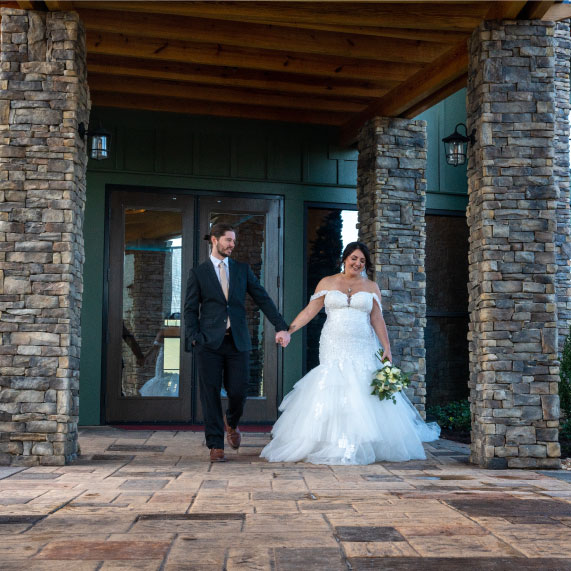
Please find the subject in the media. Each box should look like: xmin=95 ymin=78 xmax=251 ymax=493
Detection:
xmin=312 ymin=289 xmax=376 ymax=297
xmin=310 ymin=290 xmax=382 ymax=309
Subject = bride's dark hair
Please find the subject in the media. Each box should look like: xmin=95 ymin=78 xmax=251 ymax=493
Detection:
xmin=341 ymin=242 xmax=373 ymax=274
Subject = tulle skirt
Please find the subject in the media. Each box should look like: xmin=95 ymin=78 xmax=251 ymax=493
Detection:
xmin=261 ymin=358 xmax=441 ymax=465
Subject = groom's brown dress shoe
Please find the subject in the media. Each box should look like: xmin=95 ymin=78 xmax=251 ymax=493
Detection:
xmin=224 ymin=415 xmax=241 ymax=450
xmin=209 ymin=448 xmax=227 ymax=462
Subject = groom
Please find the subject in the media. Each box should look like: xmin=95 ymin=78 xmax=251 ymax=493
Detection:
xmin=184 ymin=223 xmax=290 ymax=462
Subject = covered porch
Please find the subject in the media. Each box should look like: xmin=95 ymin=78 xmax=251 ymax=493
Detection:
xmin=0 ymin=0 xmax=570 ymax=469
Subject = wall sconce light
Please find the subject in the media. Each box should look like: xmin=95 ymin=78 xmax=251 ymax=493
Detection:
xmin=78 ymin=122 xmax=111 ymax=160
xmin=442 ymin=123 xmax=476 ymax=167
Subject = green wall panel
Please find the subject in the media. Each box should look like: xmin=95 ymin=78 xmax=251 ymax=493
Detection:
xmin=79 ymin=173 xmax=106 ymax=426
xmin=197 ymin=132 xmax=231 ymax=177
xmin=268 ymin=137 xmax=303 ymax=182
xmin=306 ymin=141 xmax=337 ymax=185
xmin=235 ymin=134 xmax=267 ymax=179
xmin=417 ymin=88 xmax=468 ymax=201
xmin=123 ymin=127 xmax=156 ymax=172
xmin=158 ymin=129 xmax=193 ymax=175
xmin=80 ymin=97 xmax=468 ymax=425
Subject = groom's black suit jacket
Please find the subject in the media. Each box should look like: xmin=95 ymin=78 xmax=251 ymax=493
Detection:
xmin=184 ymin=258 xmax=288 ymax=352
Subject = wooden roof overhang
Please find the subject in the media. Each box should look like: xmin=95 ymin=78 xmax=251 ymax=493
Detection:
xmin=3 ymin=1 xmax=569 ymax=145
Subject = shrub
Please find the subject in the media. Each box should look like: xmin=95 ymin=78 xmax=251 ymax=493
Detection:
xmin=560 ymin=418 xmax=571 ymax=440
xmin=560 ymin=326 xmax=571 ymax=419
xmin=427 ymin=399 xmax=471 ymax=433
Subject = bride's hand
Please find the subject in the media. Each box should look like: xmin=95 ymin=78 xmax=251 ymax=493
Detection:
xmin=275 ymin=331 xmax=290 ymax=348
xmin=383 ymin=349 xmax=393 ymax=363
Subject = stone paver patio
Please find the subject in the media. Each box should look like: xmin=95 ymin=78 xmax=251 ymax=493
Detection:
xmin=0 ymin=427 xmax=570 ymax=570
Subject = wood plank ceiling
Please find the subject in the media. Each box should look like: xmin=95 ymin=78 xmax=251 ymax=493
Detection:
xmin=3 ymin=1 xmax=564 ymax=143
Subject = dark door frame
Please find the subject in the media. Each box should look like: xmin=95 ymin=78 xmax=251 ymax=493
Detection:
xmin=102 ymin=184 xmax=284 ymax=424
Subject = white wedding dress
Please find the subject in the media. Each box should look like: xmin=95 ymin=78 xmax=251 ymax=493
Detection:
xmin=261 ymin=290 xmax=440 ymax=465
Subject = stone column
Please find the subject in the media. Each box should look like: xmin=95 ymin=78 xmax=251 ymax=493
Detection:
xmin=357 ymin=118 xmax=428 ymax=416
xmin=467 ymin=20 xmax=561 ymax=469
xmin=554 ymin=21 xmax=571 ymax=356
xmin=0 ymin=9 xmax=90 ymax=466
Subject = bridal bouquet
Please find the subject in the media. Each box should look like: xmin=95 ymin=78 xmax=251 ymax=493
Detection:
xmin=370 ymin=348 xmax=410 ymax=404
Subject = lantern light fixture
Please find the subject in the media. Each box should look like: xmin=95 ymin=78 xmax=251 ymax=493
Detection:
xmin=442 ymin=123 xmax=475 ymax=167
xmin=78 ymin=122 xmax=111 ymax=161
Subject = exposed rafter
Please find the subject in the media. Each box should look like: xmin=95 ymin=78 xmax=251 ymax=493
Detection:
xmin=80 ymin=9 xmax=453 ymax=63
xmin=85 ymin=30 xmax=422 ymax=82
xmin=3 ymin=0 xmax=557 ymax=133
xmin=340 ymin=40 xmax=469 ymax=145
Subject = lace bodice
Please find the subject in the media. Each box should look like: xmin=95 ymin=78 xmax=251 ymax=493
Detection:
xmin=310 ymin=290 xmax=381 ymax=366
xmin=310 ymin=289 xmax=382 ymax=313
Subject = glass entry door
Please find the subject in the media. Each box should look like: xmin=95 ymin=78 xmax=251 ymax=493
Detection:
xmin=106 ymin=191 xmax=194 ymax=422
xmin=105 ymin=190 xmax=282 ymax=424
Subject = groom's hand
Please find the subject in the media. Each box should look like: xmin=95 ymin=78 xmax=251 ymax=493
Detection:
xmin=275 ymin=331 xmax=290 ymax=348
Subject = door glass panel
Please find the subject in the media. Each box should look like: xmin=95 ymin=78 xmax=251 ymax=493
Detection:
xmin=122 ymin=209 xmax=182 ymax=398
xmin=209 ymin=211 xmax=266 ymax=398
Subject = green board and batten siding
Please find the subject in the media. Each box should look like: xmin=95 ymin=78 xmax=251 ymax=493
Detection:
xmin=79 ymin=90 xmax=468 ymax=425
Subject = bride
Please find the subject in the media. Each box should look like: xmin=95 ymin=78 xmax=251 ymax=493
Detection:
xmin=261 ymin=242 xmax=440 ymax=465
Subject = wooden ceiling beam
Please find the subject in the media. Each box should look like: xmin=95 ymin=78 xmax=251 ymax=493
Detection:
xmin=485 ymin=1 xmax=528 ymax=20
xmin=402 ymin=72 xmax=468 ymax=119
xmin=16 ymin=0 xmax=44 ymax=9
xmin=78 ymin=8 xmax=451 ymax=64
xmin=206 ymin=20 xmax=472 ymax=43
xmin=91 ymin=92 xmax=347 ymax=126
xmin=85 ymin=30 xmax=422 ymax=82
xmin=541 ymin=2 xmax=571 ymax=21
xmin=518 ymin=1 xmax=556 ymax=20
xmin=86 ymin=54 xmax=394 ymax=99
xmin=78 ymin=1 xmax=490 ymax=32
xmin=44 ymin=1 xmax=73 ymax=9
xmin=87 ymin=73 xmax=367 ymax=113
xmin=339 ymin=40 xmax=468 ymax=145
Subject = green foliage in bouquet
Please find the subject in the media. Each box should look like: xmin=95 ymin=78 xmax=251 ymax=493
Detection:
xmin=426 ymin=399 xmax=471 ymax=432
xmin=370 ymin=349 xmax=410 ymax=404
xmin=559 ymin=326 xmax=571 ymax=419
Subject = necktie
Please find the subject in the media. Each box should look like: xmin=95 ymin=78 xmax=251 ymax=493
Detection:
xmin=219 ymin=262 xmax=230 ymax=328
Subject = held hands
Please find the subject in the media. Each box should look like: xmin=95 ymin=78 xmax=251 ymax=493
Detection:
xmin=275 ymin=331 xmax=291 ymax=348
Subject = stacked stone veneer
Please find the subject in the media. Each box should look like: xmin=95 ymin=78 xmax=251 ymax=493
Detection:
xmin=466 ymin=20 xmax=563 ymax=469
xmin=357 ymin=117 xmax=428 ymax=416
xmin=554 ymin=21 xmax=571 ymax=356
xmin=0 ymin=9 xmax=90 ymax=465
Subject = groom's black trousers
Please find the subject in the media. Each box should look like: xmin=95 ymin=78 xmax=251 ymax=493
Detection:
xmin=195 ymin=333 xmax=250 ymax=450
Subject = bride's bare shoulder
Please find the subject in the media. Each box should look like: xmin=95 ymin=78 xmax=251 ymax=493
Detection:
xmin=365 ymin=279 xmax=382 ymax=296
xmin=316 ymin=274 xmax=341 ymax=289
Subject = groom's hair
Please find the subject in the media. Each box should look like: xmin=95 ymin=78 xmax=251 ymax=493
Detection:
xmin=204 ymin=222 xmax=236 ymax=244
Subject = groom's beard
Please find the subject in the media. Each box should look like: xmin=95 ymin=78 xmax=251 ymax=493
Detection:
xmin=216 ymin=243 xmax=233 ymax=258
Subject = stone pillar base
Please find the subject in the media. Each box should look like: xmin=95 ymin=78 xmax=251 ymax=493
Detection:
xmin=0 ymin=8 xmax=90 ymax=466
xmin=467 ymin=19 xmax=561 ymax=469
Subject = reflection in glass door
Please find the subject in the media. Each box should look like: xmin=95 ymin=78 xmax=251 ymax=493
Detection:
xmin=122 ymin=217 xmax=181 ymax=399
xmin=106 ymin=193 xmax=194 ymax=423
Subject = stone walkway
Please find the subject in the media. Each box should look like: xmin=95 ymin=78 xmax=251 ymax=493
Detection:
xmin=0 ymin=428 xmax=570 ymax=570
